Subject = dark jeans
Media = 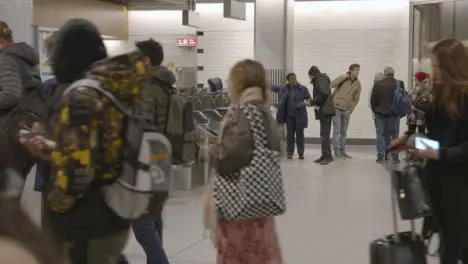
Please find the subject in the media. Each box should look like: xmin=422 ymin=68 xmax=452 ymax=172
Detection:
xmin=119 ymin=215 xmax=168 ymax=264
xmin=319 ymin=115 xmax=332 ymax=157
xmin=375 ymin=115 xmax=399 ymax=158
xmin=286 ymin=116 xmax=305 ymax=156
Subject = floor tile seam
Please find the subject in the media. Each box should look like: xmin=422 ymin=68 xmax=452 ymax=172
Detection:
xmin=168 ymin=237 xmax=209 ymax=259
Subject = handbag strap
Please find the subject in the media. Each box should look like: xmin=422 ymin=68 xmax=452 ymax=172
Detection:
xmin=238 ymin=103 xmax=269 ymax=149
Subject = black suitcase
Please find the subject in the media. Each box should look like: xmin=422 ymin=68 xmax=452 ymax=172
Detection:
xmin=369 ymin=162 xmax=427 ymax=264
xmin=393 ymin=166 xmax=431 ymax=220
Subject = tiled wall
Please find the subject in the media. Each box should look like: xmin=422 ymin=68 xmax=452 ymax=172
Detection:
xmin=294 ymin=0 xmax=410 ymax=139
xmin=0 ymin=0 xmax=33 ymax=44
xmin=108 ymin=0 xmax=411 ymax=140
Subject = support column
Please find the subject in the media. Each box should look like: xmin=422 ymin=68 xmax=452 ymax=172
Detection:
xmin=0 ymin=0 xmax=33 ymax=44
xmin=254 ymin=0 xmax=294 ymax=84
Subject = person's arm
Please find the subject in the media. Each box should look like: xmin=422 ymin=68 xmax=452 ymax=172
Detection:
xmin=0 ymin=55 xmax=24 ymax=109
xmin=439 ymin=142 xmax=468 ymax=163
xmin=310 ymin=78 xmax=329 ymax=107
xmin=349 ymin=81 xmax=361 ymax=112
xmin=331 ymin=74 xmax=348 ymax=89
xmin=296 ymin=85 xmax=311 ymax=108
xmin=209 ymin=107 xmax=253 ymax=175
xmin=370 ymin=82 xmax=378 ymax=112
xmin=400 ymin=80 xmax=406 ymax=91
xmin=271 ymin=84 xmax=281 ymax=93
xmin=49 ymin=88 xmax=98 ymax=213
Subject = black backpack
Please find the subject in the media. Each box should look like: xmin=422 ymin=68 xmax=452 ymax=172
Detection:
xmin=3 ymin=55 xmax=48 ymax=137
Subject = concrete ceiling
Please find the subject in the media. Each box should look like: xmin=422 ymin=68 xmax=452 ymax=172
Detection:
xmin=99 ymin=0 xmax=351 ymax=10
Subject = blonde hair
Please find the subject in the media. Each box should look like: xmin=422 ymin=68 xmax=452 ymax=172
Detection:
xmin=228 ymin=59 xmax=269 ymax=103
xmin=374 ymin=72 xmax=384 ymax=83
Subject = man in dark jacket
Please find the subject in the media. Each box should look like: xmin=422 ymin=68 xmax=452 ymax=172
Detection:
xmin=308 ymin=66 xmax=335 ymax=165
xmin=277 ymin=73 xmax=311 ymax=159
xmin=118 ymin=39 xmax=170 ymax=264
xmin=371 ymin=66 xmax=404 ymax=163
xmin=0 ymin=21 xmax=41 ymax=177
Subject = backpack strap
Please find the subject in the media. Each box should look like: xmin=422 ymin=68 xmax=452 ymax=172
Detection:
xmin=64 ymin=78 xmax=132 ymax=117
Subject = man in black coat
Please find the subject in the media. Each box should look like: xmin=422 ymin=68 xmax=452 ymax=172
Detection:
xmin=308 ymin=66 xmax=336 ymax=165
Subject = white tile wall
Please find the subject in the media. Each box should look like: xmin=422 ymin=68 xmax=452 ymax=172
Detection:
xmin=122 ymin=0 xmax=410 ymax=139
xmin=197 ymin=3 xmax=255 ymax=86
xmin=294 ymin=0 xmax=410 ymax=139
xmin=0 ymin=0 xmax=33 ymax=44
xmin=127 ymin=10 xmax=197 ymax=69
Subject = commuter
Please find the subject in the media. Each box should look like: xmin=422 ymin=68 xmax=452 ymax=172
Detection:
xmin=21 ymin=19 xmax=132 ymax=264
xmin=408 ymin=71 xmax=431 ymax=134
xmin=370 ymin=67 xmax=402 ymax=163
xmin=209 ymin=59 xmax=283 ymax=264
xmin=118 ymin=38 xmax=170 ymax=264
xmin=331 ymin=63 xmax=362 ymax=159
xmin=391 ymin=38 xmax=468 ymax=264
xmin=307 ymin=66 xmax=335 ymax=165
xmin=276 ymin=73 xmax=311 ymax=160
xmin=371 ymin=72 xmax=385 ymax=139
xmin=35 ymin=32 xmax=58 ymax=194
xmin=0 ymin=21 xmax=41 ymax=178
xmin=0 ymin=131 xmax=62 ymax=264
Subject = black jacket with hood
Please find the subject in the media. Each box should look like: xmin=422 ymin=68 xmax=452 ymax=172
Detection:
xmin=0 ymin=43 xmax=40 ymax=120
xmin=310 ymin=72 xmax=335 ymax=119
xmin=43 ymin=19 xmax=129 ymax=241
xmin=145 ymin=66 xmax=176 ymax=133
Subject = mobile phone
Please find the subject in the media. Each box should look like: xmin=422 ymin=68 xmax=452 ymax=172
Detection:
xmin=200 ymin=124 xmax=219 ymax=136
xmin=415 ymin=137 xmax=440 ymax=150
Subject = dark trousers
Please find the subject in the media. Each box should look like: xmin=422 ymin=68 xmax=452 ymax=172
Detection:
xmin=286 ymin=116 xmax=304 ymax=156
xmin=319 ymin=115 xmax=332 ymax=157
xmin=440 ymin=242 xmax=468 ymax=264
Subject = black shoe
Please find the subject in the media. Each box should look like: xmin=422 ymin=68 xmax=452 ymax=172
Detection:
xmin=376 ymin=156 xmax=384 ymax=163
xmin=320 ymin=156 xmax=334 ymax=165
xmin=287 ymin=153 xmax=293 ymax=159
xmin=314 ymin=156 xmax=324 ymax=163
xmin=299 ymin=155 xmax=305 ymax=160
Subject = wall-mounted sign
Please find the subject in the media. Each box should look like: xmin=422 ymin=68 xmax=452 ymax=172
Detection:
xmin=177 ymin=38 xmax=197 ymax=47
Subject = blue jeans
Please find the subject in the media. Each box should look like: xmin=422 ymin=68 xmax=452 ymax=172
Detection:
xmin=375 ymin=116 xmax=399 ymax=157
xmin=332 ymin=109 xmax=351 ymax=153
xmin=119 ymin=216 xmax=168 ymax=264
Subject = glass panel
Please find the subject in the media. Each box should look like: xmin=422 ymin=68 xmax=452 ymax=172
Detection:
xmin=410 ymin=1 xmax=455 ymax=88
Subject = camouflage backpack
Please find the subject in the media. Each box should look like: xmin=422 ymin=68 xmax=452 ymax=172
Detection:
xmin=49 ymin=52 xmax=171 ymax=221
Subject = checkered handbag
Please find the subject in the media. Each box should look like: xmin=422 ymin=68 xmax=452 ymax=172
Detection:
xmin=213 ymin=103 xmax=286 ymax=220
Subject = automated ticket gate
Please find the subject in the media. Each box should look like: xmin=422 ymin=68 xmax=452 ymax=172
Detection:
xmin=170 ymin=109 xmax=210 ymax=192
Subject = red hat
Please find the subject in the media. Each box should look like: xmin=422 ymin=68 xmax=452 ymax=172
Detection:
xmin=414 ymin=72 xmax=429 ymax=82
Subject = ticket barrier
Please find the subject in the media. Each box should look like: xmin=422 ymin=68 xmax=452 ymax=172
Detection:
xmin=170 ymin=110 xmax=210 ymax=192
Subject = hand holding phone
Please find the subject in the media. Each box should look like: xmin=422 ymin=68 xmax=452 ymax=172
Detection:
xmin=414 ymin=137 xmax=440 ymax=160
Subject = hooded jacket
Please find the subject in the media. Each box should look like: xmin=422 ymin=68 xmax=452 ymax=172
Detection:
xmin=310 ymin=73 xmax=335 ymax=119
xmin=0 ymin=43 xmax=39 ymax=111
xmin=145 ymin=66 xmax=176 ymax=133
xmin=42 ymin=19 xmax=130 ymax=241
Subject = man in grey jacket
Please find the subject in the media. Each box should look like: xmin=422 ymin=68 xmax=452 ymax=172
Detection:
xmin=0 ymin=22 xmax=40 ymax=115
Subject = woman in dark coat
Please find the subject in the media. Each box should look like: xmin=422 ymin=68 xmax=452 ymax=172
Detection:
xmin=392 ymin=38 xmax=468 ymax=264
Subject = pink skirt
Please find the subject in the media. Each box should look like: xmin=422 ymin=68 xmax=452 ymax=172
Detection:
xmin=217 ymin=217 xmax=283 ymax=264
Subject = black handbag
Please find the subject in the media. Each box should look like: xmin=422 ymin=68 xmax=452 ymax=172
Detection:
xmin=393 ymin=165 xmax=431 ymax=220
xmin=369 ymin=166 xmax=427 ymax=264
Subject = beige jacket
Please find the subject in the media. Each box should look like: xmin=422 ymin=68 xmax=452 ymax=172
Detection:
xmin=209 ymin=87 xmax=281 ymax=174
xmin=0 ymin=238 xmax=39 ymax=264
xmin=331 ymin=74 xmax=362 ymax=112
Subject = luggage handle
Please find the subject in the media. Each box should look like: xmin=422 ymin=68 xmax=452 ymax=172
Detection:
xmin=385 ymin=161 xmax=417 ymax=242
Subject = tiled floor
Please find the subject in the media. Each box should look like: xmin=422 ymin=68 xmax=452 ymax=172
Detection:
xmin=20 ymin=145 xmax=439 ymax=264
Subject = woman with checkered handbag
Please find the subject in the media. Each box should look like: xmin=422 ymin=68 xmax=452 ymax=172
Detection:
xmin=207 ymin=59 xmax=285 ymax=264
